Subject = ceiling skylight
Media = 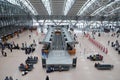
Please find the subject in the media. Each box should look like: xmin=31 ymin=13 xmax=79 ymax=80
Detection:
xmin=106 ymin=7 xmax=120 ymax=16
xmin=41 ymin=0 xmax=52 ymax=15
xmin=64 ymin=0 xmax=75 ymax=15
xmin=77 ymin=0 xmax=97 ymax=16
xmin=7 ymin=0 xmax=38 ymax=15
xmin=91 ymin=0 xmax=119 ymax=16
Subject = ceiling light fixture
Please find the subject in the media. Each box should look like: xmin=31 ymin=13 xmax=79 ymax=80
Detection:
xmin=41 ymin=0 xmax=52 ymax=15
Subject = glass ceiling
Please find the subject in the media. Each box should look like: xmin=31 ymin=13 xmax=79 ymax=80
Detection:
xmin=7 ymin=0 xmax=38 ymax=15
xmin=77 ymin=0 xmax=97 ymax=16
xmin=91 ymin=0 xmax=119 ymax=16
xmin=41 ymin=0 xmax=52 ymax=15
xmin=64 ymin=0 xmax=75 ymax=15
xmin=77 ymin=0 xmax=120 ymax=16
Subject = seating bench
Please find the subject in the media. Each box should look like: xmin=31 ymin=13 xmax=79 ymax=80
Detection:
xmin=95 ymin=63 xmax=114 ymax=70
xmin=19 ymin=64 xmax=33 ymax=71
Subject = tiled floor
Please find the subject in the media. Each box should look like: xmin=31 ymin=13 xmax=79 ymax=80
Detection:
xmin=0 ymin=30 xmax=120 ymax=80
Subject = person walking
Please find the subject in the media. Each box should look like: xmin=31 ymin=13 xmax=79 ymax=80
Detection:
xmin=108 ymin=40 xmax=110 ymax=46
xmin=29 ymin=35 xmax=31 ymax=39
xmin=1 ymin=50 xmax=4 ymax=56
xmin=25 ymin=48 xmax=27 ymax=54
xmin=46 ymin=75 xmax=49 ymax=80
xmin=10 ymin=47 xmax=12 ymax=52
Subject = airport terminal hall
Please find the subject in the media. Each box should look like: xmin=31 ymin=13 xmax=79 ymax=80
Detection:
xmin=0 ymin=0 xmax=120 ymax=80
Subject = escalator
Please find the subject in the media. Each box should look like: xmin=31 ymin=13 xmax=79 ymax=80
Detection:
xmin=52 ymin=34 xmax=64 ymax=50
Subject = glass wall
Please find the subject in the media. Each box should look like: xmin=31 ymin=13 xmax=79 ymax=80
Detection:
xmin=0 ymin=0 xmax=33 ymax=37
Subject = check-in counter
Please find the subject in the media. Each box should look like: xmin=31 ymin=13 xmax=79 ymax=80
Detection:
xmin=68 ymin=49 xmax=76 ymax=55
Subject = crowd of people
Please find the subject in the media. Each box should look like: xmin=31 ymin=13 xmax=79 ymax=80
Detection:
xmin=0 ymin=41 xmax=21 ymax=57
xmin=0 ymin=39 xmax=36 ymax=57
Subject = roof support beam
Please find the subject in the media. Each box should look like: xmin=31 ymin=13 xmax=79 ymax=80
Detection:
xmin=63 ymin=0 xmax=75 ymax=15
xmin=52 ymin=20 xmax=57 ymax=26
xmin=91 ymin=0 xmax=120 ymax=16
xmin=35 ymin=15 xmax=120 ymax=21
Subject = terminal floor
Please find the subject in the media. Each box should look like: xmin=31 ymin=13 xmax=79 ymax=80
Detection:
xmin=0 ymin=30 xmax=120 ymax=80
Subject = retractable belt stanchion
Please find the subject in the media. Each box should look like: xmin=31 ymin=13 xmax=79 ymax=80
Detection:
xmin=88 ymin=36 xmax=108 ymax=54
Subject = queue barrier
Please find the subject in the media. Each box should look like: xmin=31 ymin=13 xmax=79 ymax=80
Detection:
xmin=87 ymin=35 xmax=108 ymax=54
